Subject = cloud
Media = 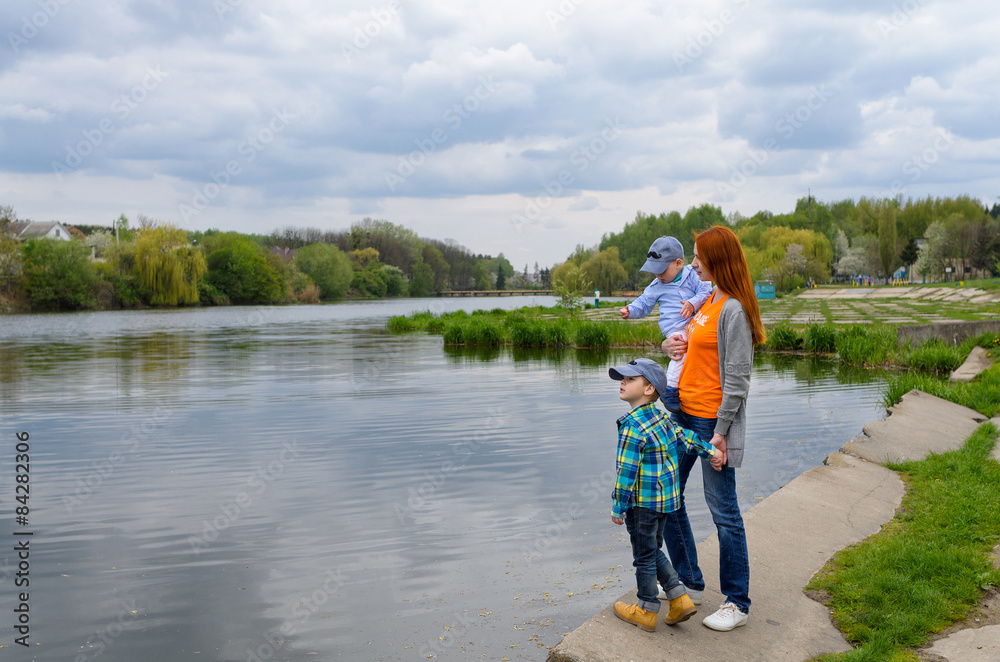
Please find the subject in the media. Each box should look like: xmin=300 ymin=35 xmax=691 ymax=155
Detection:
xmin=0 ymin=0 xmax=998 ymax=269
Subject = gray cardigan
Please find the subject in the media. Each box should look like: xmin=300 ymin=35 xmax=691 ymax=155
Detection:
xmin=712 ymin=296 xmax=754 ymax=468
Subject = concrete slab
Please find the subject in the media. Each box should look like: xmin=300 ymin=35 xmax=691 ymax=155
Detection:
xmin=841 ymin=390 xmax=987 ymax=464
xmin=924 ymin=625 xmax=1000 ymax=661
xmin=950 ymin=346 xmax=994 ymax=383
xmin=546 ymin=453 xmax=903 ymax=662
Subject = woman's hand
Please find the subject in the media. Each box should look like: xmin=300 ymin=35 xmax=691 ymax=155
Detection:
xmin=661 ymin=333 xmax=687 ymax=360
xmin=709 ymin=433 xmax=727 ymax=470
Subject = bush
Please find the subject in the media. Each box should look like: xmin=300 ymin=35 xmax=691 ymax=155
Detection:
xmin=576 ymin=322 xmax=611 ymax=349
xmin=836 ymin=324 xmax=894 ymax=366
xmin=903 ymin=339 xmax=962 ymax=377
xmin=197 ymin=280 xmax=230 ymax=306
xmin=804 ymin=324 xmax=837 ymax=353
xmin=294 ymin=243 xmax=353 ymax=299
xmin=465 ymin=319 xmax=504 ymax=346
xmin=767 ymin=324 xmax=802 ymax=351
xmin=20 ymin=238 xmax=98 ymax=310
xmin=442 ymin=323 xmax=465 ymax=344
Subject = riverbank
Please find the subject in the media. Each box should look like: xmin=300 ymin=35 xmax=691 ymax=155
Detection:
xmin=546 ymin=389 xmax=1000 ymax=662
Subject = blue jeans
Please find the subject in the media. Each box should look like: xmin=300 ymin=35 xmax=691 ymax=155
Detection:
xmin=625 ymin=507 xmax=686 ymax=612
xmin=663 ymin=410 xmax=751 ymax=614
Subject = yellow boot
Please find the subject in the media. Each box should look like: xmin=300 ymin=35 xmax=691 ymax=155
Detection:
xmin=663 ymin=593 xmax=697 ymax=625
xmin=614 ymin=601 xmax=657 ymax=632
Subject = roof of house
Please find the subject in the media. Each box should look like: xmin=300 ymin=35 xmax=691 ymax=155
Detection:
xmin=6 ymin=221 xmax=71 ymax=241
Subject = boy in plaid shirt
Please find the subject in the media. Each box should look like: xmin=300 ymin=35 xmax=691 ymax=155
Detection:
xmin=608 ymin=358 xmax=724 ymax=632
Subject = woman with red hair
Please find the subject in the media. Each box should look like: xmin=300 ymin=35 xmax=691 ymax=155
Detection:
xmin=660 ymin=225 xmax=766 ymax=632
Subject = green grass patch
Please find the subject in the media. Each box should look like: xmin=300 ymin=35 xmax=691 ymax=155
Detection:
xmin=807 ymin=423 xmax=1000 ymax=661
xmin=767 ymin=323 xmax=803 ymax=351
xmin=882 ymin=363 xmax=1000 ymax=418
xmin=835 ymin=324 xmax=895 ymax=366
xmin=804 ymin=323 xmax=838 ymax=353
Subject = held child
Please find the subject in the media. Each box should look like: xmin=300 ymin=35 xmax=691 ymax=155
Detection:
xmin=619 ymin=237 xmax=712 ymax=413
xmin=607 ymin=358 xmax=724 ymax=632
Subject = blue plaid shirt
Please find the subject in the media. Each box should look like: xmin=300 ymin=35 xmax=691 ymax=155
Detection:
xmin=612 ymin=402 xmax=717 ymax=517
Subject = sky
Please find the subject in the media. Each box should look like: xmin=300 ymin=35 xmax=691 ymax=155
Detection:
xmin=2 ymin=0 xmax=998 ymax=269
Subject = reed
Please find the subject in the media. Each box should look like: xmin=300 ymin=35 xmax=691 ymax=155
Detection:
xmin=767 ymin=324 xmax=803 ymax=351
xmin=803 ymin=323 xmax=837 ymax=353
xmin=835 ymin=324 xmax=895 ymax=366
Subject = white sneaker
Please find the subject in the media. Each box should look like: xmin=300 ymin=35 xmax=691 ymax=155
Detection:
xmin=657 ymin=584 xmax=703 ymax=605
xmin=702 ymin=602 xmax=747 ymax=631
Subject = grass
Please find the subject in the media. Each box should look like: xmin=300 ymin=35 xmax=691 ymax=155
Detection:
xmin=387 ymin=300 xmax=999 ymax=375
xmin=807 ymin=422 xmax=1000 ymax=661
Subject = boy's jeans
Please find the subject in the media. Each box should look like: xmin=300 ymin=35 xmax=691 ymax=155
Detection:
xmin=625 ymin=506 xmax=687 ymax=612
xmin=663 ymin=410 xmax=751 ymax=614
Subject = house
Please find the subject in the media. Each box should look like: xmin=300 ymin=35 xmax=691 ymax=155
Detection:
xmin=6 ymin=221 xmax=72 ymax=242
xmin=270 ymin=246 xmax=297 ymax=262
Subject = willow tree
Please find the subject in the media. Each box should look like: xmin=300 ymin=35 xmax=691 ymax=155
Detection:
xmin=136 ymin=224 xmax=206 ymax=305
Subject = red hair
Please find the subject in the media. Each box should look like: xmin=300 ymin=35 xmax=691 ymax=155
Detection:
xmin=695 ymin=226 xmax=767 ymax=345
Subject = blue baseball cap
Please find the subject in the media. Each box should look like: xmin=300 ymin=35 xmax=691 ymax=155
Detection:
xmin=608 ymin=358 xmax=667 ymax=398
xmin=640 ymin=236 xmax=684 ymax=274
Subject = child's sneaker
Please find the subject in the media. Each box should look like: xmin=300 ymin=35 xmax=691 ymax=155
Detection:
xmin=614 ymin=601 xmax=657 ymax=632
xmin=663 ymin=593 xmax=697 ymax=625
xmin=660 ymin=386 xmax=681 ymax=413
xmin=702 ymin=602 xmax=748 ymax=631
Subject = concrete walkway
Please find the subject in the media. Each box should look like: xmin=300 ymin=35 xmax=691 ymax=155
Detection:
xmin=547 ymin=391 xmax=996 ymax=662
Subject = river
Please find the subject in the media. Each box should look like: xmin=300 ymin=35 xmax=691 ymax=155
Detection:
xmin=0 ymin=297 xmax=886 ymax=661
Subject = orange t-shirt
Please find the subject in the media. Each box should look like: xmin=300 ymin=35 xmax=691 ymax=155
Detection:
xmin=678 ymin=293 xmax=728 ymax=418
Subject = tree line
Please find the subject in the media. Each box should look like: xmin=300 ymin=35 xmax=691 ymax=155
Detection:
xmin=551 ymin=195 xmax=1000 ymax=294
xmin=0 ymin=209 xmax=551 ymax=313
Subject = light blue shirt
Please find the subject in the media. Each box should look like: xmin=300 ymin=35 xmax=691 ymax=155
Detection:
xmin=625 ymin=265 xmax=713 ymax=337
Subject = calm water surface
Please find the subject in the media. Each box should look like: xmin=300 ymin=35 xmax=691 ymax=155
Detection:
xmin=0 ymin=298 xmax=886 ymax=661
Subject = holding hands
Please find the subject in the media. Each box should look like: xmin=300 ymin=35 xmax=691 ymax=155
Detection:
xmin=709 ymin=433 xmax=727 ymax=471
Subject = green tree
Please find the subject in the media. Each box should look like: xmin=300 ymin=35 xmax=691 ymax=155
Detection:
xmin=206 ymin=236 xmax=284 ymax=304
xmin=409 ymin=261 xmax=434 ymax=297
xmin=20 ymin=238 xmax=98 ymax=310
xmin=294 ymin=243 xmax=353 ymax=299
xmin=877 ymin=202 xmax=899 ymax=277
xmin=551 ymin=262 xmax=591 ymax=313
xmin=914 ymin=221 xmax=949 ymax=280
xmin=135 ymin=225 xmax=206 ymax=306
xmin=421 ymin=243 xmax=450 ymax=292
xmin=471 ymin=261 xmax=490 ymax=290
xmin=580 ymin=246 xmax=627 ymax=294
xmin=899 ymin=237 xmax=919 ymax=279
xmin=381 ymin=264 xmax=409 ymax=296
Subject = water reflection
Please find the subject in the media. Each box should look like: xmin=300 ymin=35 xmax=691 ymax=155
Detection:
xmin=0 ymin=301 xmax=887 ymax=661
